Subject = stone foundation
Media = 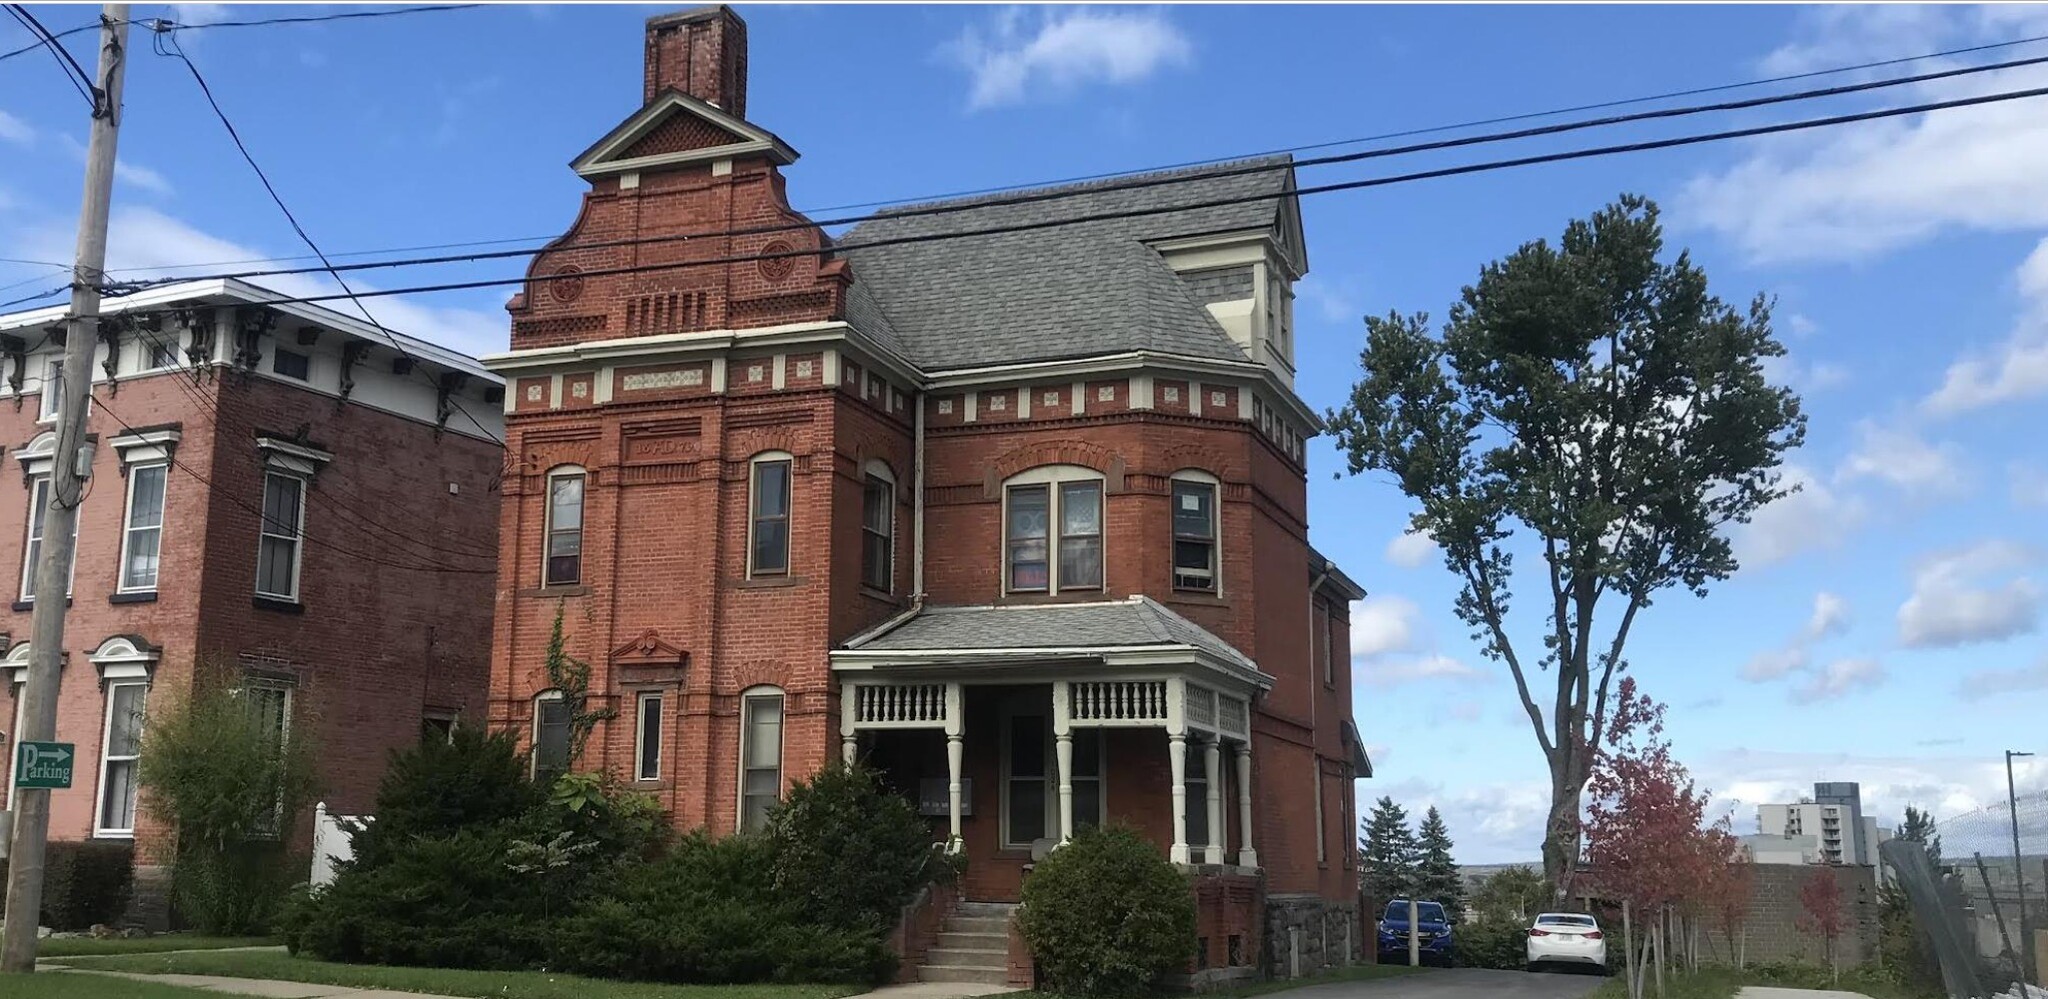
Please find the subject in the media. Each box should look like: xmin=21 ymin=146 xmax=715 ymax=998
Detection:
xmin=1264 ymin=892 xmax=1360 ymax=980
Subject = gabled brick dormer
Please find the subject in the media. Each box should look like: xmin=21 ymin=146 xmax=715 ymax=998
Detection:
xmin=506 ymin=5 xmax=846 ymax=353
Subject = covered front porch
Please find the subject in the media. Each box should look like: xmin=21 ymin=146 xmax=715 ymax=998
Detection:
xmin=831 ymin=598 xmax=1271 ymax=903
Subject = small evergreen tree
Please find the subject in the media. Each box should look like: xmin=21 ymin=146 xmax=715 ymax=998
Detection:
xmin=1897 ymin=805 xmax=1941 ymax=867
xmin=1361 ymin=796 xmax=1419 ymax=905
xmin=1415 ymin=806 xmax=1465 ymax=922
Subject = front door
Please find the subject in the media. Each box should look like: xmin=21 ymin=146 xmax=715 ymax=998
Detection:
xmin=999 ymin=702 xmax=1103 ymax=849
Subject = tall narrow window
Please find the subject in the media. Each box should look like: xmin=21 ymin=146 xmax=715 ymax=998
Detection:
xmin=544 ymin=470 xmax=583 ymax=586
xmin=38 ymin=360 xmax=62 ymax=421
xmin=1057 ymin=482 xmax=1102 ymax=590
xmin=739 ymin=689 xmax=784 ymax=831
xmin=749 ymin=456 xmax=791 ymax=576
xmin=1171 ymin=478 xmax=1218 ymax=591
xmin=120 ymin=463 xmax=168 ymax=593
xmin=1002 ymin=468 xmax=1108 ymax=596
xmin=1314 ymin=601 xmax=1332 ymax=686
xmin=1312 ymin=760 xmax=1326 ymax=865
xmin=256 ymin=472 xmax=305 ymax=601
xmin=20 ymin=475 xmax=74 ymax=602
xmin=244 ymin=682 xmax=292 ymax=837
xmin=1004 ymin=713 xmax=1047 ymax=846
xmin=532 ymin=690 xmax=569 ymax=782
xmin=96 ymin=682 xmax=147 ymax=836
xmin=861 ymin=472 xmax=893 ymax=592
xmin=1185 ymin=741 xmax=1209 ymax=850
xmin=634 ymin=691 xmax=663 ymax=782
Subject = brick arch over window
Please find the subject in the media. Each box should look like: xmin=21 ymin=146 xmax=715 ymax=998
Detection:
xmin=722 ymin=427 xmax=804 ymax=466
xmin=1155 ymin=442 xmax=1240 ymax=482
xmin=982 ymin=439 xmax=1126 ymax=499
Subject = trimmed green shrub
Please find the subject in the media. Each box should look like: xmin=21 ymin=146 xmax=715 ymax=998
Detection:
xmin=170 ymin=841 xmax=302 ymax=936
xmin=290 ymin=826 xmax=552 ymax=968
xmin=0 ymin=840 xmax=136 ymax=930
xmin=530 ymin=771 xmax=670 ymax=863
xmin=1018 ymin=824 xmax=1196 ymax=997
xmin=1451 ymin=917 xmax=1527 ymax=970
xmin=551 ymin=832 xmax=897 ymax=985
xmin=766 ymin=762 xmax=949 ymax=933
xmin=345 ymin=726 xmax=540 ymax=869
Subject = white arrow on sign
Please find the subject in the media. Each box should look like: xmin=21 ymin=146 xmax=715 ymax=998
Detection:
xmin=22 ymin=745 xmax=70 ymax=767
xmin=43 ymin=746 xmax=69 ymax=764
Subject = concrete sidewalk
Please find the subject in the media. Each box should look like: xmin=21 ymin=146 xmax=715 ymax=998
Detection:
xmin=42 ymin=967 xmax=465 ymax=999
xmin=1735 ymin=987 xmax=1875 ymax=999
xmin=842 ymin=983 xmax=1018 ymax=999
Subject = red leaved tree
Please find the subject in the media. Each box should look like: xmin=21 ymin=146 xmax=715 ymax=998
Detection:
xmin=1797 ymin=866 xmax=1846 ymax=982
xmin=1582 ymin=678 xmax=1720 ymax=999
xmin=1697 ymin=833 xmax=1754 ymax=968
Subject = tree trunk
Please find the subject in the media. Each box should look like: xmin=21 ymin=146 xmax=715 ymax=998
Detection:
xmin=1541 ymin=775 xmax=1584 ymax=902
xmin=1652 ymin=912 xmax=1665 ymax=999
xmin=1623 ymin=901 xmax=1639 ymax=999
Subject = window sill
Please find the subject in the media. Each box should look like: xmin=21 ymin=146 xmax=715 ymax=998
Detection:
xmin=13 ymin=597 xmax=70 ymax=612
xmin=253 ymin=595 xmax=304 ymax=615
xmin=734 ymin=574 xmax=806 ymax=590
xmin=93 ymin=830 xmax=135 ymax=840
xmin=1165 ymin=591 xmax=1226 ymax=606
xmin=519 ymin=584 xmax=590 ymax=598
xmin=859 ymin=585 xmax=899 ymax=604
xmin=109 ymin=591 xmax=158 ymax=605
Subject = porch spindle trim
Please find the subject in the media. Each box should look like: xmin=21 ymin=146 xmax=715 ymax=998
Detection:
xmin=1218 ymin=694 xmax=1249 ymax=737
xmin=1069 ymin=680 xmax=1169 ymax=725
xmin=1185 ymin=684 xmax=1217 ymax=729
xmin=854 ymin=683 xmax=948 ymax=728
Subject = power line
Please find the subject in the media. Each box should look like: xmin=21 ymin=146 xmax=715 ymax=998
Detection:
xmin=129 ymin=48 xmax=2048 ymax=291
xmin=148 ymin=25 xmax=501 ymax=445
xmin=0 ymin=285 xmax=73 ymax=310
xmin=0 ymin=15 xmax=91 ymax=63
xmin=56 ymin=28 xmax=2048 ymax=279
xmin=3 ymin=4 xmax=93 ymax=106
xmin=139 ymin=4 xmax=484 ymax=32
xmin=143 ymin=81 xmax=2048 ymax=311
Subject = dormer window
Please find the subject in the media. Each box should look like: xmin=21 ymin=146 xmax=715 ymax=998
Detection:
xmin=1003 ymin=466 xmax=1103 ymax=595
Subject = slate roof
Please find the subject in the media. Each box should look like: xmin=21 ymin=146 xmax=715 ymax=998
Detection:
xmin=835 ymin=156 xmax=1294 ymax=372
xmin=846 ymin=596 xmax=1258 ymax=674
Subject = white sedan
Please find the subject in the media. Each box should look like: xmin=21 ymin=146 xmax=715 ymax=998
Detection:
xmin=1525 ymin=912 xmax=1607 ymax=972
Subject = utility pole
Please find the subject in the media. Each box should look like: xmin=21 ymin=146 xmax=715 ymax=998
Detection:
xmin=1 ymin=4 xmax=129 ymax=974
xmin=2009 ymin=749 xmax=2036 ymax=988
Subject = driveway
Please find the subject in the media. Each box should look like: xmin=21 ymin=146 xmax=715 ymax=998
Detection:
xmin=1288 ymin=968 xmax=1608 ymax=999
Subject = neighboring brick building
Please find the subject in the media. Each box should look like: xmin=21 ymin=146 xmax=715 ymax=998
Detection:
xmin=0 ymin=278 xmax=502 ymax=906
xmin=485 ymin=5 xmax=1371 ymax=981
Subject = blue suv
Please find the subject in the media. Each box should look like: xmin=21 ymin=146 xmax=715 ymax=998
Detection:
xmin=1377 ymin=899 xmax=1454 ymax=965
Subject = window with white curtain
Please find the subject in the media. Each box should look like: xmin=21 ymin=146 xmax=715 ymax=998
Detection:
xmin=95 ymin=682 xmax=148 ymax=836
xmin=739 ymin=688 xmax=783 ymax=831
xmin=120 ymin=464 xmax=168 ymax=593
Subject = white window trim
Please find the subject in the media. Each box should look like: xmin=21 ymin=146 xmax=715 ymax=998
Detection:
xmin=19 ymin=473 xmax=75 ymax=603
xmin=92 ymin=679 xmax=148 ymax=838
xmin=109 ymin=427 xmax=181 ymax=467
xmin=634 ymin=690 xmax=662 ymax=782
xmin=1000 ymin=464 xmax=1106 ymax=596
xmin=37 ymin=359 xmax=62 ymax=424
xmin=139 ymin=331 xmax=183 ymax=372
xmin=997 ymin=704 xmax=1106 ymax=850
xmin=737 ymin=685 xmax=784 ymax=832
xmin=543 ymin=466 xmax=586 ymax=587
xmin=1169 ymin=470 xmax=1221 ymax=596
xmin=117 ymin=462 xmax=169 ymax=594
xmin=5 ymin=659 xmax=25 ymax=812
xmin=746 ymin=452 xmax=794 ymax=579
xmin=860 ymin=460 xmax=895 ymax=593
xmin=255 ymin=471 xmax=307 ymax=602
xmin=531 ymin=688 xmax=566 ymax=779
xmin=238 ymin=679 xmax=295 ymax=839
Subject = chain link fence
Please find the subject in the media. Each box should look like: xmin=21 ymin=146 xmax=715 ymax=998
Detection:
xmin=1917 ymin=789 xmax=2048 ymax=996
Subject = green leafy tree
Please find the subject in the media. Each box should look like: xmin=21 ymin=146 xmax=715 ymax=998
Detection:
xmin=539 ymin=601 xmax=614 ymax=780
xmin=1415 ymin=806 xmax=1465 ymax=922
xmin=1470 ymin=866 xmax=1549 ymax=925
xmin=765 ymin=761 xmax=952 ymax=933
xmin=1896 ymin=804 xmax=1941 ymax=867
xmin=1361 ymin=796 xmax=1419 ymax=905
xmin=1327 ymin=196 xmax=1805 ymax=897
xmin=1017 ymin=825 xmax=1197 ymax=997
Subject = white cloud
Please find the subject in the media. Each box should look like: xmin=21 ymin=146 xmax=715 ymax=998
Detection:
xmin=1897 ymin=540 xmax=2044 ymax=649
xmin=1360 ymin=653 xmax=1480 ymax=687
xmin=1349 ymin=595 xmax=1422 ymax=659
xmin=1741 ymin=645 xmax=1809 ymax=683
xmin=1792 ymin=657 xmax=1887 ymax=703
xmin=1760 ymin=351 xmax=1849 ymax=394
xmin=1805 ymin=591 xmax=1850 ymax=641
xmin=944 ymin=7 xmax=1192 ymax=110
xmin=1383 ymin=528 xmax=1437 ymax=569
xmin=1956 ymin=656 xmax=2048 ymax=701
xmin=1923 ymin=237 xmax=2048 ymax=415
xmin=1836 ymin=419 xmax=1965 ymax=496
xmin=0 ymin=110 xmax=32 ymax=146
xmin=1296 ymin=275 xmax=1363 ymax=324
xmin=1373 ymin=776 xmax=1554 ymax=864
xmin=1700 ymin=746 xmax=2043 ymax=840
xmin=1731 ymin=463 xmax=1865 ymax=568
xmin=2011 ymin=461 xmax=2048 ymax=508
xmin=8 ymin=207 xmax=507 ymax=357
xmin=54 ymin=134 xmax=172 ymax=196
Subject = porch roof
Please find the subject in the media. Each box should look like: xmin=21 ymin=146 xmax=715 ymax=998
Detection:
xmin=835 ymin=596 xmax=1268 ymax=688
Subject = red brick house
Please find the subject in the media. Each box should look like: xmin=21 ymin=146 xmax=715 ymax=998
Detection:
xmin=485 ymin=6 xmax=1371 ymax=982
xmin=0 ymin=279 xmax=502 ymax=917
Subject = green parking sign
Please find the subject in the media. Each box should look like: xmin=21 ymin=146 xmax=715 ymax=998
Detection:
xmin=13 ymin=741 xmax=74 ymax=789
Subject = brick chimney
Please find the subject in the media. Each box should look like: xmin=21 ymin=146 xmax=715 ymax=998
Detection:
xmin=643 ymin=5 xmax=748 ymax=117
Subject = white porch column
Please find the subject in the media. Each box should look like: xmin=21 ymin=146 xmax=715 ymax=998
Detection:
xmin=839 ymin=682 xmax=859 ymax=765
xmin=944 ymin=682 xmax=965 ymax=853
xmin=1204 ymin=736 xmax=1224 ymax=864
xmin=1167 ymin=676 xmax=1190 ymax=864
xmin=1052 ymin=679 xmax=1074 ymax=842
xmin=1235 ymin=740 xmax=1259 ymax=868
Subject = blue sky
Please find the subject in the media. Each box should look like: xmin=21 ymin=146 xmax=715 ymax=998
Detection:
xmin=4 ymin=3 xmax=2046 ymax=862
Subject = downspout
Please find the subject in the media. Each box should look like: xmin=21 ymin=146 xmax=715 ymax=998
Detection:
xmin=912 ymin=391 xmax=927 ymax=604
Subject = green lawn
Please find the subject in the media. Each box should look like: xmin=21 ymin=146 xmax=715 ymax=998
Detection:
xmin=1008 ymin=961 xmax=1428 ymax=999
xmin=5 ymin=971 xmax=234 ymax=999
xmin=37 ymin=935 xmax=280 ymax=957
xmin=58 ymin=951 xmax=870 ymax=999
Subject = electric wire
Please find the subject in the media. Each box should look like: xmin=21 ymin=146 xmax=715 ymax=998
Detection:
xmin=3 ymin=3 xmax=92 ymax=105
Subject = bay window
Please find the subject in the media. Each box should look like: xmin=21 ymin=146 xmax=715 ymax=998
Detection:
xmin=1003 ymin=466 xmax=1104 ymax=594
xmin=544 ymin=469 xmax=584 ymax=586
xmin=1171 ymin=475 xmax=1218 ymax=592
xmin=749 ymin=454 xmax=792 ymax=577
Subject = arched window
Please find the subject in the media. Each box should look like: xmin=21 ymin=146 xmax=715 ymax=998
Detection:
xmin=1002 ymin=465 xmax=1104 ymax=595
xmin=861 ymin=460 xmax=895 ymax=593
xmin=738 ymin=684 xmax=784 ymax=832
xmin=16 ymin=432 xmax=74 ymax=603
xmin=1169 ymin=470 xmax=1220 ymax=594
xmin=89 ymin=635 xmax=158 ymax=838
xmin=748 ymin=452 xmax=794 ymax=577
xmin=544 ymin=466 xmax=585 ymax=586
xmin=4 ymin=643 xmax=28 ymax=812
xmin=532 ymin=689 xmax=570 ymax=781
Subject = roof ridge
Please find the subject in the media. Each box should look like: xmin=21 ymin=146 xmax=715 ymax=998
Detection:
xmin=867 ymin=153 xmax=1295 ymax=219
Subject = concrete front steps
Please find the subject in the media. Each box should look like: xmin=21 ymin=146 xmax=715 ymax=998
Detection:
xmin=918 ymin=901 xmax=1015 ymax=985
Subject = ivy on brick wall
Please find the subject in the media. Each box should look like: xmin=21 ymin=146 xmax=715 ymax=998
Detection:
xmin=544 ymin=601 xmax=615 ymax=768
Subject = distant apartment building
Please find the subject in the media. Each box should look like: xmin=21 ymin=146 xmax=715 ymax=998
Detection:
xmin=1739 ymin=832 xmax=1823 ymax=865
xmin=0 ymin=279 xmax=502 ymax=885
xmin=1757 ymin=781 xmax=1889 ymax=866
